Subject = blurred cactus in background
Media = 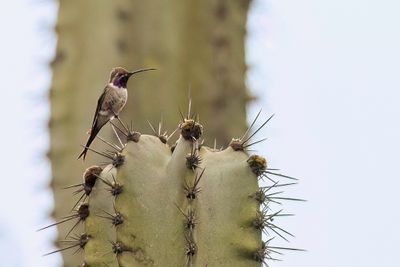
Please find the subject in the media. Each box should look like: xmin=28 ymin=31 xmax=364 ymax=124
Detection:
xmin=50 ymin=1 xmax=250 ymax=264
xmin=48 ymin=1 xmax=301 ymax=266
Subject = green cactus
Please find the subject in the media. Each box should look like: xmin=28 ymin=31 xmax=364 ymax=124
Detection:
xmin=43 ymin=107 xmax=301 ymax=266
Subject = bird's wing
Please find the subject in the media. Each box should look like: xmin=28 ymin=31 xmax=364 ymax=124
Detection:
xmin=90 ymin=87 xmax=108 ymax=129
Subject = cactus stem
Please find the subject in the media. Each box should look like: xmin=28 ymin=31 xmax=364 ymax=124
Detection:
xmin=184 ymin=168 xmax=205 ymax=200
xmin=54 ymin=106 xmax=299 ymax=265
xmin=44 ymin=233 xmax=90 ymax=256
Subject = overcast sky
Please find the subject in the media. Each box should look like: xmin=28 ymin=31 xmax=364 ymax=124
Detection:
xmin=247 ymin=1 xmax=400 ymax=267
xmin=0 ymin=0 xmax=399 ymax=266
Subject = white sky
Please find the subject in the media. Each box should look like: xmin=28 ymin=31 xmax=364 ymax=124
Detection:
xmin=247 ymin=1 xmax=400 ymax=267
xmin=0 ymin=0 xmax=399 ymax=266
xmin=0 ymin=0 xmax=59 ymax=266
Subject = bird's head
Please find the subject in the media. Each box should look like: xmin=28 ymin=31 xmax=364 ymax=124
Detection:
xmin=109 ymin=67 xmax=156 ymax=88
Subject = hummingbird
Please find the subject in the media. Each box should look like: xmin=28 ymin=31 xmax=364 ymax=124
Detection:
xmin=78 ymin=67 xmax=156 ymax=160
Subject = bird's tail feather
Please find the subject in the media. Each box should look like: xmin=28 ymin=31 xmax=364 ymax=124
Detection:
xmin=77 ymin=147 xmax=88 ymax=160
xmin=77 ymin=125 xmax=102 ymax=160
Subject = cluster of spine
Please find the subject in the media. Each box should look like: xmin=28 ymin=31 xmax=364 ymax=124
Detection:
xmin=41 ymin=107 xmax=302 ymax=267
xmin=179 ymin=118 xmax=203 ymax=266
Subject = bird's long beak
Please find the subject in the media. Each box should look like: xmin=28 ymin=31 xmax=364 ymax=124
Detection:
xmin=128 ymin=68 xmax=157 ymax=77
